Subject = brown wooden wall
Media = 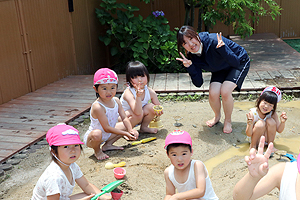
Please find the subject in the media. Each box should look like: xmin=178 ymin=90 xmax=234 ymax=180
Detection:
xmin=0 ymin=0 xmax=299 ymax=105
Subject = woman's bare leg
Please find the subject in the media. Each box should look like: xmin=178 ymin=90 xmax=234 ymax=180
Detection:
xmin=206 ymin=82 xmax=222 ymax=127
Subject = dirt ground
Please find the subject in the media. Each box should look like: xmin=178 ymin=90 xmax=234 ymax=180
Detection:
xmin=1 ymin=98 xmax=300 ymax=200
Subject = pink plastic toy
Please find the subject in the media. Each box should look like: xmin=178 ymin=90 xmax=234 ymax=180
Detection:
xmin=113 ymin=167 xmax=126 ymax=179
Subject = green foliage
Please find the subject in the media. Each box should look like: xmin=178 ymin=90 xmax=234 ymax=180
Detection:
xmin=283 ymin=39 xmax=300 ymax=53
xmin=282 ymin=93 xmax=294 ymax=101
xmin=158 ymin=94 xmax=205 ymax=102
xmin=184 ymin=0 xmax=282 ymax=38
xmin=96 ymin=0 xmax=183 ymax=73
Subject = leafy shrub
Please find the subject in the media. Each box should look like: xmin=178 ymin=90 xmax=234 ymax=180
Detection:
xmin=96 ymin=0 xmax=183 ymax=73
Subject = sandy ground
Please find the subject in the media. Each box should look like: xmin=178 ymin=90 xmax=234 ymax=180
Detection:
xmin=1 ymin=98 xmax=300 ymax=200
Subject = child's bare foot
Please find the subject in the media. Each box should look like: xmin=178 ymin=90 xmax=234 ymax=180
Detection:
xmin=102 ymin=144 xmax=124 ymax=152
xmin=223 ymin=121 xmax=232 ymax=134
xmin=206 ymin=117 xmax=220 ymax=127
xmin=140 ymin=127 xmax=158 ymax=134
xmin=95 ymin=150 xmax=109 ymax=160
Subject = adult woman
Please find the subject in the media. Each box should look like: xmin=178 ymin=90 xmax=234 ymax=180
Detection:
xmin=176 ymin=26 xmax=250 ymax=133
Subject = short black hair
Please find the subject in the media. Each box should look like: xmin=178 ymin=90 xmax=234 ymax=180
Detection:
xmin=166 ymin=143 xmax=192 ymax=154
xmin=125 ymin=61 xmax=150 ymax=87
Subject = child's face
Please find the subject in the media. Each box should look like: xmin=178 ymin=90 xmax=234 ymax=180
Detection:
xmin=258 ymin=100 xmax=274 ymax=114
xmin=56 ymin=144 xmax=81 ymax=165
xmin=94 ymin=83 xmax=117 ymax=101
xmin=167 ymin=145 xmax=192 ymax=170
xmin=131 ymin=75 xmax=148 ymax=89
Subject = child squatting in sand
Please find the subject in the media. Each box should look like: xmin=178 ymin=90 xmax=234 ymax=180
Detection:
xmin=84 ymin=68 xmax=139 ymax=160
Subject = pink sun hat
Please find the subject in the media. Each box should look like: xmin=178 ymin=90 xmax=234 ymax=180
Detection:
xmin=297 ymin=152 xmax=300 ymax=174
xmin=93 ymin=68 xmax=118 ymax=85
xmin=46 ymin=124 xmax=84 ymax=146
xmin=261 ymin=86 xmax=282 ymax=102
xmin=164 ymin=130 xmax=192 ymax=149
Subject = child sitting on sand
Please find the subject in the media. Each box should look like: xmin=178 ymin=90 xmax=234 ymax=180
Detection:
xmin=246 ymin=86 xmax=287 ymax=152
xmin=163 ymin=130 xmax=219 ymax=200
xmin=120 ymin=61 xmax=163 ymax=134
xmin=84 ymin=68 xmax=139 ymax=160
xmin=31 ymin=124 xmax=111 ymax=199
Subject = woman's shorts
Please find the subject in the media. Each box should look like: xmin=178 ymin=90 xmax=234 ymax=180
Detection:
xmin=210 ymin=58 xmax=250 ymax=92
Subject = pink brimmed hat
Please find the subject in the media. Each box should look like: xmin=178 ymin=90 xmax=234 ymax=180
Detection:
xmin=164 ymin=130 xmax=192 ymax=149
xmin=297 ymin=152 xmax=300 ymax=174
xmin=93 ymin=68 xmax=118 ymax=85
xmin=46 ymin=124 xmax=84 ymax=146
xmin=261 ymin=86 xmax=282 ymax=102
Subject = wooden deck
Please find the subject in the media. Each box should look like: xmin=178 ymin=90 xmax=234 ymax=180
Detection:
xmin=1 ymin=33 xmax=300 ymax=163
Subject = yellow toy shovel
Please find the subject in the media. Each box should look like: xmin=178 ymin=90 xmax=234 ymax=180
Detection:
xmin=131 ymin=137 xmax=157 ymax=145
xmin=105 ymin=161 xmax=126 ymax=169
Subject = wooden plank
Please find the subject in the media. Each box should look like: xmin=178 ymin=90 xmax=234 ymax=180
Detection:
xmin=0 ymin=129 xmax=45 ymax=138
xmin=148 ymin=74 xmax=155 ymax=89
xmin=152 ymin=73 xmax=166 ymax=92
xmin=202 ymin=73 xmax=211 ymax=91
xmin=240 ymin=75 xmax=254 ymax=90
xmin=278 ymin=69 xmax=296 ymax=79
xmin=256 ymin=71 xmax=277 ymax=86
xmin=178 ymin=73 xmax=191 ymax=91
xmin=166 ymin=73 xmax=178 ymax=92
xmin=246 ymin=71 xmax=266 ymax=89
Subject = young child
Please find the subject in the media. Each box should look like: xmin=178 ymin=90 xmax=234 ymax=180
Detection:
xmin=84 ymin=68 xmax=138 ymax=160
xmin=32 ymin=124 xmax=111 ymax=200
xmin=246 ymin=86 xmax=287 ymax=152
xmin=120 ymin=61 xmax=163 ymax=134
xmin=233 ymin=136 xmax=300 ymax=199
xmin=164 ymin=130 xmax=219 ymax=200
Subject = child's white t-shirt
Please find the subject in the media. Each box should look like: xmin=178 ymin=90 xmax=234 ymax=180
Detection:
xmin=31 ymin=161 xmax=83 ymax=200
xmin=279 ymin=162 xmax=297 ymax=200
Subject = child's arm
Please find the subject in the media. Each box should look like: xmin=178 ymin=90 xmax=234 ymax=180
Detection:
xmin=149 ymin=87 xmax=163 ymax=116
xmin=123 ymin=86 xmax=143 ymax=116
xmin=76 ymin=176 xmax=112 ymax=200
xmin=92 ymin=100 xmax=136 ymax=140
xmin=233 ymin=136 xmax=283 ymax=200
xmin=245 ymin=112 xmax=254 ymax=137
xmin=164 ymin=167 xmax=176 ymax=200
xmin=274 ymin=111 xmax=287 ymax=133
xmin=116 ymin=98 xmax=138 ymax=140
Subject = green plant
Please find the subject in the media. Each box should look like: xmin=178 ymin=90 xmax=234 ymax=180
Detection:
xmin=282 ymin=93 xmax=294 ymax=101
xmin=96 ymin=0 xmax=183 ymax=73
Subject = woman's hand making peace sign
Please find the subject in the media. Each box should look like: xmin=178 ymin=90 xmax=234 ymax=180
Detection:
xmin=176 ymin=52 xmax=192 ymax=68
xmin=216 ymin=32 xmax=225 ymax=48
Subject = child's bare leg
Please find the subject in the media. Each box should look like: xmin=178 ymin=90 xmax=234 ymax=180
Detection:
xmin=102 ymin=133 xmax=124 ymax=151
xmin=86 ymin=130 xmax=109 ymax=160
xmin=250 ymin=120 xmax=265 ymax=149
xmin=266 ymin=118 xmax=277 ymax=152
xmin=140 ymin=103 xmax=157 ymax=133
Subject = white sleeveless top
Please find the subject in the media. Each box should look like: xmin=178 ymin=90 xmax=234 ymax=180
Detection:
xmin=250 ymin=108 xmax=273 ymax=123
xmin=168 ymin=160 xmax=219 ymax=200
xmin=279 ymin=162 xmax=298 ymax=200
xmin=120 ymin=85 xmax=151 ymax=111
xmin=83 ymin=98 xmax=119 ymax=144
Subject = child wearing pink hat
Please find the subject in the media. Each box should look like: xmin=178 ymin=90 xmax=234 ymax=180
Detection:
xmin=84 ymin=68 xmax=138 ymax=160
xmin=164 ymin=130 xmax=218 ymax=200
xmin=234 ymin=136 xmax=300 ymax=199
xmin=246 ymin=86 xmax=288 ymax=152
xmin=32 ymin=124 xmax=111 ymax=200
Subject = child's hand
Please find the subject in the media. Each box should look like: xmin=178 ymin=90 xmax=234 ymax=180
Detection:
xmin=129 ymin=129 xmax=139 ymax=139
xmin=125 ymin=131 xmax=137 ymax=141
xmin=280 ymin=112 xmax=287 ymax=123
xmin=245 ymin=136 xmax=273 ymax=179
xmin=246 ymin=113 xmax=253 ymax=125
xmin=135 ymin=82 xmax=144 ymax=98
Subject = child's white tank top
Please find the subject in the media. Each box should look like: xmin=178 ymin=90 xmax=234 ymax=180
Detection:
xmin=120 ymin=85 xmax=150 ymax=111
xmin=250 ymin=107 xmax=273 ymax=123
xmin=168 ymin=160 xmax=219 ymax=200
